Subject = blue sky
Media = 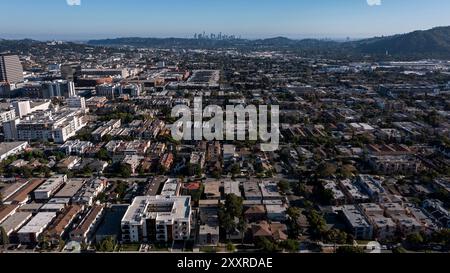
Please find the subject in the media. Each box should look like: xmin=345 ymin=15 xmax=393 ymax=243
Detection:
xmin=1 ymin=0 xmax=450 ymax=40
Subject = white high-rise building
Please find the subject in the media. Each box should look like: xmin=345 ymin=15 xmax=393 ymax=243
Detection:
xmin=67 ymin=96 xmax=86 ymax=109
xmin=12 ymin=100 xmax=31 ymax=118
xmin=0 ymin=109 xmax=16 ymax=125
xmin=6 ymin=108 xmax=87 ymax=143
xmin=68 ymin=81 xmax=76 ymax=97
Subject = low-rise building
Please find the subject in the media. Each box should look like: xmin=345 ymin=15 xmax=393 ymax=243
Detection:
xmin=3 ymin=179 xmax=45 ymax=205
xmin=338 ymin=205 xmax=373 ymax=240
xmin=244 ymin=205 xmax=266 ymax=223
xmin=0 ymin=142 xmax=29 ymax=162
xmin=204 ymin=181 xmax=221 ymax=200
xmin=160 ymin=178 xmax=180 ymax=197
xmin=359 ymin=203 xmax=396 ymax=240
xmin=54 ymin=178 xmax=86 ymax=199
xmin=338 ymin=179 xmax=370 ymax=204
xmin=368 ymin=155 xmax=422 ymax=174
xmin=72 ymin=178 xmax=108 ymax=206
xmin=223 ymin=180 xmax=241 ymax=197
xmin=265 ymin=204 xmax=287 ymax=222
xmin=34 ymin=175 xmax=67 ymax=201
xmin=251 ymin=221 xmax=288 ymax=242
xmin=323 ymin=180 xmax=345 ymax=205
xmin=0 ymin=205 xmax=19 ymax=223
xmin=70 ymin=205 xmax=104 ymax=243
xmin=56 ymin=156 xmax=81 ymax=171
xmin=17 ymin=212 xmax=57 ymax=244
xmin=422 ymin=199 xmax=450 ymax=228
xmin=259 ymin=181 xmax=285 ymax=200
xmin=0 ymin=211 xmax=33 ymax=243
xmin=47 ymin=205 xmax=83 ymax=242
xmin=60 ymin=140 xmax=93 ymax=155
xmin=243 ymin=181 xmax=262 ymax=201
xmin=356 ymin=175 xmax=386 ymax=202
xmin=198 ymin=203 xmax=219 ymax=246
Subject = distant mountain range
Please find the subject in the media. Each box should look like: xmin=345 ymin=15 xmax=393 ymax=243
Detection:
xmin=2 ymin=26 xmax=450 ymax=59
xmin=351 ymin=26 xmax=450 ymax=58
xmin=86 ymin=26 xmax=450 ymax=59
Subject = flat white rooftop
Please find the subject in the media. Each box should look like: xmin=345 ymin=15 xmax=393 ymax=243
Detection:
xmin=17 ymin=212 xmax=56 ymax=234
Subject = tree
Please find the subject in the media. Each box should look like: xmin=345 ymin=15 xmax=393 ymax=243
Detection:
xmin=255 ymin=237 xmax=280 ymax=253
xmin=226 ymin=242 xmax=236 ymax=252
xmin=405 ymin=233 xmax=424 ymax=250
xmin=430 ymin=229 xmax=450 ymax=248
xmin=317 ymin=163 xmax=337 ymax=178
xmin=280 ymin=239 xmax=299 ymax=253
xmin=336 ymin=246 xmax=364 ymax=254
xmin=81 ymin=166 xmax=93 ymax=177
xmin=218 ymin=194 xmax=244 ymax=234
xmin=212 ymin=170 xmax=222 ymax=179
xmin=187 ymin=163 xmax=202 ymax=177
xmin=292 ymin=182 xmax=307 ymax=197
xmin=0 ymin=193 xmax=3 ymax=205
xmin=119 ymin=164 xmax=132 ymax=178
xmin=325 ymin=229 xmax=349 ymax=245
xmin=80 ymin=242 xmax=88 ymax=251
xmin=0 ymin=226 xmax=9 ymax=249
xmin=58 ymin=239 xmax=66 ymax=251
xmin=21 ymin=167 xmax=33 ymax=178
xmin=97 ymin=237 xmax=116 ymax=252
xmin=38 ymin=232 xmax=51 ymax=251
xmin=96 ymin=148 xmax=110 ymax=161
xmin=230 ymin=164 xmax=240 ymax=175
xmin=277 ymin=180 xmax=290 ymax=194
xmin=306 ymin=210 xmax=328 ymax=239
xmin=114 ymin=181 xmax=129 ymax=201
xmin=286 ymin=207 xmax=301 ymax=220
xmin=341 ymin=164 xmax=357 ymax=178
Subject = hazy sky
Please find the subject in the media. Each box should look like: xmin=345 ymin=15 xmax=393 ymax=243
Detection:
xmin=1 ymin=0 xmax=450 ymax=40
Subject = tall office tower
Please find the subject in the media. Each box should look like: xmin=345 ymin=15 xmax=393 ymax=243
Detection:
xmin=0 ymin=54 xmax=24 ymax=83
xmin=61 ymin=63 xmax=82 ymax=81
xmin=43 ymin=80 xmax=76 ymax=98
xmin=68 ymin=81 xmax=76 ymax=97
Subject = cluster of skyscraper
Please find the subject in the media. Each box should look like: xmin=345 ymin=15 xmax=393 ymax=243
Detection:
xmin=193 ymin=32 xmax=240 ymax=40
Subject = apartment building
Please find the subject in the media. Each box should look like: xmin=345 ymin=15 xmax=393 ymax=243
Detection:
xmin=33 ymin=175 xmax=67 ymax=201
xmin=121 ymin=195 xmax=192 ymax=243
xmin=338 ymin=205 xmax=373 ymax=240
xmin=17 ymin=212 xmax=57 ymax=244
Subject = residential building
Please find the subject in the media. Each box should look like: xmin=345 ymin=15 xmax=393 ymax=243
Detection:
xmin=0 ymin=212 xmax=32 ymax=243
xmin=33 ymin=175 xmax=67 ymax=201
xmin=47 ymin=205 xmax=83 ymax=242
xmin=0 ymin=142 xmax=29 ymax=161
xmin=17 ymin=212 xmax=57 ymax=244
xmin=67 ymin=96 xmax=86 ymax=109
xmin=121 ymin=195 xmax=192 ymax=243
xmin=70 ymin=205 xmax=104 ymax=243
xmin=338 ymin=205 xmax=373 ymax=240
xmin=72 ymin=178 xmax=108 ymax=206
